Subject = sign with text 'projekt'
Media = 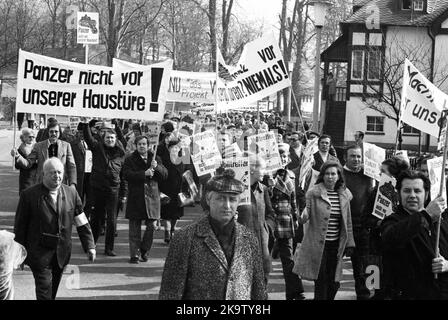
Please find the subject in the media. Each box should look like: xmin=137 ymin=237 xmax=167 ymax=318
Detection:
xmin=16 ymin=50 xmax=172 ymax=122
xmin=113 ymin=58 xmax=216 ymax=104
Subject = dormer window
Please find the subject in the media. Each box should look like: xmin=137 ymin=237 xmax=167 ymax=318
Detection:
xmin=402 ymin=0 xmax=425 ymax=11
xmin=414 ymin=0 xmax=424 ymax=11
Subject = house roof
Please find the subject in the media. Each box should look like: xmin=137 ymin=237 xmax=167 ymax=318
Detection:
xmin=343 ymin=0 xmax=448 ymax=27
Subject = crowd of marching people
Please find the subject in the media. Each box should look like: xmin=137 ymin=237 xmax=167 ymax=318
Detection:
xmin=3 ymin=108 xmax=448 ymax=300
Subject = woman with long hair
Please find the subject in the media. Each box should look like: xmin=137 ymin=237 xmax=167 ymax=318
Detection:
xmin=295 ymin=161 xmax=355 ymax=300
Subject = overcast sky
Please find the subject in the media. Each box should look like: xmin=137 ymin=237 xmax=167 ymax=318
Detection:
xmin=234 ymin=0 xmax=283 ymax=33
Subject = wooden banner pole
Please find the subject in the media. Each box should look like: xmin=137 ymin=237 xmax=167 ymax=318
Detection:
xmin=435 ymin=100 xmax=448 ymax=280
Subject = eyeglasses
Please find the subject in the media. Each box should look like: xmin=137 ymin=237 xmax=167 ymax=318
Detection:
xmin=49 ymin=130 xmax=59 ymax=134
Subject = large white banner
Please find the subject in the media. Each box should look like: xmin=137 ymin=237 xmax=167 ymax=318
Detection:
xmin=113 ymin=58 xmax=216 ymax=104
xmin=16 ymin=50 xmax=172 ymax=121
xmin=217 ymin=34 xmax=291 ymax=110
xmin=400 ymin=59 xmax=448 ymax=137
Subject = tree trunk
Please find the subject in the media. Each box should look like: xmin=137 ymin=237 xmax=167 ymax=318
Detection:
xmin=208 ymin=0 xmax=217 ymax=71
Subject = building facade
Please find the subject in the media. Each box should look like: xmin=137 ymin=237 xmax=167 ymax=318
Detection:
xmin=321 ymin=0 xmax=448 ymax=151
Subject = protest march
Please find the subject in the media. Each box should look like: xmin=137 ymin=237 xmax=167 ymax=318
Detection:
xmin=3 ymin=0 xmax=448 ymax=306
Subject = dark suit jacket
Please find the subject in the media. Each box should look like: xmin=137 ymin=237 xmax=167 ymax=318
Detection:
xmin=287 ymin=147 xmax=302 ymax=170
xmin=312 ymin=151 xmax=340 ymax=172
xmin=15 ymin=139 xmax=77 ymax=186
xmin=123 ymin=150 xmax=168 ymax=220
xmin=70 ymin=138 xmax=87 ymax=196
xmin=14 ymin=184 xmax=95 ymax=270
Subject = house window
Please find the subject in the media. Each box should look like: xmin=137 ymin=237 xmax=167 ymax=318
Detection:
xmin=414 ymin=0 xmax=424 ymax=11
xmin=403 ymin=124 xmax=420 ymax=134
xmin=351 ymin=50 xmax=364 ymax=80
xmin=402 ymin=0 xmax=412 ymax=9
xmin=367 ymin=116 xmax=384 ymax=133
xmin=367 ymin=50 xmax=381 ymax=80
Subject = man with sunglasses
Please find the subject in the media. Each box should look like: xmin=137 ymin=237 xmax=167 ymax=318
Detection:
xmin=13 ymin=121 xmax=77 ymax=189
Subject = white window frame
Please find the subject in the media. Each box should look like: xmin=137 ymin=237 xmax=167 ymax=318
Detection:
xmin=366 ymin=116 xmax=385 ymax=133
xmin=414 ymin=0 xmax=424 ymax=11
xmin=351 ymin=50 xmax=365 ymax=81
xmin=367 ymin=50 xmax=381 ymax=81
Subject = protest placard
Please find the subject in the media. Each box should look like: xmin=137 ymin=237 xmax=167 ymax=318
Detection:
xmin=427 ymin=157 xmax=447 ymax=202
xmin=191 ymin=130 xmax=222 ymax=177
xmin=217 ymin=34 xmax=291 ymax=110
xmin=16 ymin=50 xmax=172 ymax=121
xmin=144 ymin=121 xmax=161 ymax=146
xmin=222 ymin=142 xmax=242 ymax=159
xmin=113 ymin=58 xmax=216 ymax=104
xmin=371 ymin=174 xmax=398 ymax=220
xmin=222 ymin=156 xmax=251 ymax=205
xmin=69 ymin=117 xmax=81 ymax=131
xmin=400 ymin=59 xmax=448 ymax=137
xmin=395 ymin=150 xmax=410 ymax=165
xmin=77 ymin=12 xmax=99 ymax=45
xmin=247 ymin=131 xmax=282 ymax=173
xmin=299 ymin=138 xmax=319 ymax=189
xmin=363 ymin=142 xmax=386 ymax=181
xmin=178 ymin=122 xmax=195 ymax=136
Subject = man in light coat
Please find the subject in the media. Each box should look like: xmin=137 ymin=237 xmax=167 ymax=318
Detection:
xmin=159 ymin=169 xmax=267 ymax=300
xmin=13 ymin=121 xmax=77 ymax=188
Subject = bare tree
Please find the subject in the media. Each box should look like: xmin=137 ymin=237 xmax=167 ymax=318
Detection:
xmin=361 ymin=30 xmax=448 ymax=148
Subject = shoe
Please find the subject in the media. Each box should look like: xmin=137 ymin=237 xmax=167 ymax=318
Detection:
xmin=164 ymin=230 xmax=171 ymax=244
xmin=100 ymin=229 xmax=105 ymax=236
xmin=104 ymin=249 xmax=116 ymax=256
xmin=129 ymin=257 xmax=139 ymax=264
xmin=140 ymin=250 xmax=148 ymax=262
xmin=114 ymin=231 xmax=118 ymax=237
xmin=295 ymin=293 xmax=306 ymax=300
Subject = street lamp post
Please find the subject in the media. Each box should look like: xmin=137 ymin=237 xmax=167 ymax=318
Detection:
xmin=310 ymin=0 xmax=331 ymax=133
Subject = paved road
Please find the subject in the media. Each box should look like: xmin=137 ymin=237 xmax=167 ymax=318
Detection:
xmin=0 ymin=128 xmax=356 ymax=300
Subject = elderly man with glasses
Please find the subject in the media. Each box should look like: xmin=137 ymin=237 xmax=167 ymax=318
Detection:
xmin=13 ymin=122 xmax=77 ymax=190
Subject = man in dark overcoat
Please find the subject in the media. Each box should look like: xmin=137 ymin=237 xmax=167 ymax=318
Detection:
xmin=14 ymin=158 xmax=95 ymax=300
xmin=123 ymin=136 xmax=168 ymax=263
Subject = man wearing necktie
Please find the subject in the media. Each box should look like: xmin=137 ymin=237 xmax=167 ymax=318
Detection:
xmin=14 ymin=158 xmax=95 ymax=300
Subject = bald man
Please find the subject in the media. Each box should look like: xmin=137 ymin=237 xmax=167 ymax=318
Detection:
xmin=14 ymin=158 xmax=95 ymax=300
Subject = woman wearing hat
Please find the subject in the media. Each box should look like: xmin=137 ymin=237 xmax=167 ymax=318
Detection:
xmin=157 ymin=129 xmax=187 ymax=243
xmin=11 ymin=128 xmax=37 ymax=194
xmin=295 ymin=160 xmax=355 ymax=300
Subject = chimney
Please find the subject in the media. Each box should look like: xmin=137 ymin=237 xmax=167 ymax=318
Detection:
xmin=353 ymin=0 xmax=365 ymax=13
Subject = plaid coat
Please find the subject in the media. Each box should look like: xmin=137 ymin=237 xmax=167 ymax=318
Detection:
xmin=159 ymin=216 xmax=267 ymax=300
xmin=271 ymin=170 xmax=298 ymax=239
